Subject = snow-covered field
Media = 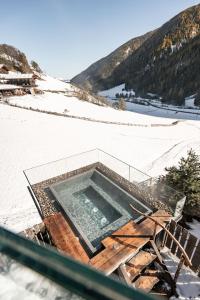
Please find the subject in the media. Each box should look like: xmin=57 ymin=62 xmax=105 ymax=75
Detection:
xmin=9 ymin=92 xmax=179 ymax=125
xmin=1 ymin=76 xmax=200 ymax=233
xmin=99 ymin=83 xmax=135 ymax=98
xmin=99 ymin=83 xmax=200 ymax=120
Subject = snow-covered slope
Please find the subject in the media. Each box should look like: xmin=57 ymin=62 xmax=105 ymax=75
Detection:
xmin=0 ymin=75 xmax=199 ymax=232
xmin=1 ymin=92 xmax=200 ymax=232
xmin=9 ymin=92 xmax=178 ymax=125
xmin=36 ymin=74 xmax=77 ymax=92
xmin=99 ymin=83 xmax=135 ymax=98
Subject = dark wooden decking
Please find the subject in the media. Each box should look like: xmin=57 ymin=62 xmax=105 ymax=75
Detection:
xmin=44 ymin=210 xmax=171 ymax=275
xmin=44 ymin=213 xmax=89 ymax=263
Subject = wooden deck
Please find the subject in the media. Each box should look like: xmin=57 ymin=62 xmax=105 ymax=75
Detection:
xmin=44 ymin=213 xmax=89 ymax=263
xmin=44 ymin=210 xmax=171 ymax=275
xmin=89 ymin=210 xmax=171 ymax=275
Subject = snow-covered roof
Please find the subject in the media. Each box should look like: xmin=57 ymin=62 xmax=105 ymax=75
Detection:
xmin=0 ymin=73 xmax=33 ymax=80
xmin=0 ymin=84 xmax=22 ymax=90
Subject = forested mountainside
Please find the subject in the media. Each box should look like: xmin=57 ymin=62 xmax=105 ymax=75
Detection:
xmin=71 ymin=31 xmax=155 ymax=91
xmin=72 ymin=4 xmax=200 ymax=105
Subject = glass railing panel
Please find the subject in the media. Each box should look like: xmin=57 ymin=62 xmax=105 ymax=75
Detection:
xmin=138 ymin=177 xmax=186 ymax=216
xmin=23 ymin=148 xmax=185 ymax=218
xmin=98 ymin=150 xmax=129 ymax=180
xmin=24 ymin=149 xmax=98 ymax=185
xmin=66 ymin=149 xmax=98 ymax=173
xmin=129 ymin=165 xmax=151 ymax=184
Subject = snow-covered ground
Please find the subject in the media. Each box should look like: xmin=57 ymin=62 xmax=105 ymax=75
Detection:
xmin=0 ymin=75 xmax=200 ymax=300
xmin=36 ymin=74 xmax=77 ymax=92
xmin=162 ymin=248 xmax=200 ymax=300
xmin=99 ymin=84 xmax=200 ymax=117
xmin=187 ymin=219 xmax=200 ymax=239
xmin=125 ymin=101 xmax=200 ymax=121
xmin=1 ymin=76 xmax=200 ymax=233
xmin=9 ymin=92 xmax=179 ymax=125
xmin=185 ymin=94 xmax=197 ymax=108
xmin=99 ymin=83 xmax=135 ymax=98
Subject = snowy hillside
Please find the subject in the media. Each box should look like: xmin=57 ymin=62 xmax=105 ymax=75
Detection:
xmin=36 ymin=74 xmax=77 ymax=92
xmin=99 ymin=83 xmax=135 ymax=98
xmin=0 ymin=75 xmax=200 ymax=232
xmin=9 ymin=92 xmax=179 ymax=125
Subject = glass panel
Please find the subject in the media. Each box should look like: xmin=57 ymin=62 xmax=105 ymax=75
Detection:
xmin=24 ymin=148 xmax=185 ymax=219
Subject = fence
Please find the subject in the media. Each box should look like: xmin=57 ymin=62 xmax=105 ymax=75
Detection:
xmin=162 ymin=219 xmax=200 ymax=275
xmin=24 ymin=148 xmax=185 ymax=218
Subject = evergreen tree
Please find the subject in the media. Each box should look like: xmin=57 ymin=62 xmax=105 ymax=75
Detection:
xmin=31 ymin=60 xmax=42 ymax=73
xmin=160 ymin=149 xmax=200 ymax=212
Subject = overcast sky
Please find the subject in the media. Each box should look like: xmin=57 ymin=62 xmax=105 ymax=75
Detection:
xmin=1 ymin=0 xmax=199 ymax=78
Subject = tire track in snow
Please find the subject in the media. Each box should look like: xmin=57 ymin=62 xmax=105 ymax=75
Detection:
xmin=144 ymin=138 xmax=200 ymax=175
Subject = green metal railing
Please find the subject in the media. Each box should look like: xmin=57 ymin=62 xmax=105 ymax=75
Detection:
xmin=0 ymin=226 xmax=156 ymax=300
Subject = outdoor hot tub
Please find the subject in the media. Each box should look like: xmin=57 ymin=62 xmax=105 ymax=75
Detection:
xmin=50 ymin=168 xmax=152 ymax=253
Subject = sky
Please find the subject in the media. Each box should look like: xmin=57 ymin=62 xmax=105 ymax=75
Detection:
xmin=0 ymin=0 xmax=199 ymax=79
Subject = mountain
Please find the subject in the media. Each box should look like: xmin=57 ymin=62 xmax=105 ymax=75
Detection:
xmin=72 ymin=4 xmax=200 ymax=105
xmin=0 ymin=44 xmax=31 ymax=73
xmin=72 ymin=30 xmax=155 ymax=91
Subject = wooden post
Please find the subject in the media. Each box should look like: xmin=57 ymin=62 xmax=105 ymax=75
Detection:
xmin=174 ymin=255 xmax=185 ymax=283
xmin=153 ymin=223 xmax=157 ymax=241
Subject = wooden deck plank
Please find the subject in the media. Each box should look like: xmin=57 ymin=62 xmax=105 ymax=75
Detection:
xmin=90 ymin=210 xmax=171 ymax=275
xmin=134 ymin=275 xmax=159 ymax=293
xmin=102 ymin=220 xmax=137 ymax=247
xmin=44 ymin=213 xmax=89 ymax=263
xmin=126 ymin=251 xmax=156 ymax=281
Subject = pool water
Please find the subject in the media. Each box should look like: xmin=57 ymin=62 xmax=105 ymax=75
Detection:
xmin=50 ymin=169 xmax=151 ymax=253
xmin=74 ymin=186 xmax=121 ymax=230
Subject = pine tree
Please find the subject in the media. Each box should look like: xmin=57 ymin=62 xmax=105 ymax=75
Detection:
xmin=31 ymin=60 xmax=42 ymax=73
xmin=160 ymin=149 xmax=200 ymax=213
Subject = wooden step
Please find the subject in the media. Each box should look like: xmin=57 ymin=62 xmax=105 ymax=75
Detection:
xmin=126 ymin=250 xmax=156 ymax=281
xmin=134 ymin=275 xmax=159 ymax=293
